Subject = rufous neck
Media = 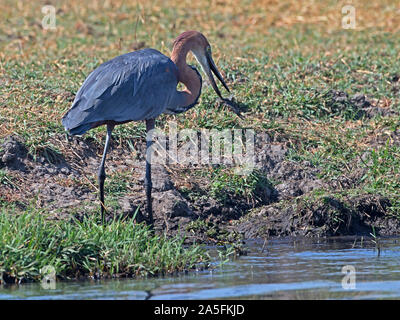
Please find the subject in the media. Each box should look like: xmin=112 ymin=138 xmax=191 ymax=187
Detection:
xmin=171 ymin=43 xmax=190 ymax=71
xmin=171 ymin=43 xmax=201 ymax=106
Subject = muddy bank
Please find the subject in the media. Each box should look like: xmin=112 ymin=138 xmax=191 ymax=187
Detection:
xmin=0 ymin=127 xmax=399 ymax=241
xmin=236 ymin=194 xmax=399 ymax=238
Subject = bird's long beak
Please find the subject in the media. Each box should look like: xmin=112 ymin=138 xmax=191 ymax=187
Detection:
xmin=195 ymin=48 xmax=242 ymax=118
xmin=205 ymin=51 xmax=230 ymax=99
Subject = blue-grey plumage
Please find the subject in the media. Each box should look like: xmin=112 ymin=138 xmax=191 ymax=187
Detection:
xmin=61 ymin=31 xmax=232 ymax=226
xmin=62 ymin=49 xmax=186 ymax=135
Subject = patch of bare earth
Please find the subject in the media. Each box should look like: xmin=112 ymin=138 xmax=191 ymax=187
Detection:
xmin=1 ymin=131 xmax=399 ymax=241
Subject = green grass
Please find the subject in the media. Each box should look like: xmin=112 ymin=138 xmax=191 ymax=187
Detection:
xmin=0 ymin=208 xmax=210 ymax=283
xmin=1 ymin=0 xmax=400 ymax=279
xmin=210 ymin=168 xmax=272 ymax=204
xmin=7 ymin=20 xmax=400 ymax=214
xmin=0 ymin=169 xmax=17 ymax=190
xmin=362 ymin=141 xmax=400 ymax=198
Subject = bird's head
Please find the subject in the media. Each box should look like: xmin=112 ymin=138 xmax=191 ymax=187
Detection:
xmin=173 ymin=31 xmax=230 ymax=99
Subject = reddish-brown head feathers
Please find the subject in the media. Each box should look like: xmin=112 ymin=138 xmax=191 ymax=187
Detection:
xmin=172 ymin=31 xmax=210 ymax=50
xmin=169 ymin=30 xmax=230 ymax=112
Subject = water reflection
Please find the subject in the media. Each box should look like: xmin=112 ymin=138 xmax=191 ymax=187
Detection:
xmin=1 ymin=237 xmax=399 ymax=299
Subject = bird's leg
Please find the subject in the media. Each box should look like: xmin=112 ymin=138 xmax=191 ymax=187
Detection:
xmin=145 ymin=119 xmax=155 ymax=227
xmin=98 ymin=124 xmax=114 ymax=224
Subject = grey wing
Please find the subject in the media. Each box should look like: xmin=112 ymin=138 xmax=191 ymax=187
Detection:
xmin=62 ymin=49 xmax=178 ymax=135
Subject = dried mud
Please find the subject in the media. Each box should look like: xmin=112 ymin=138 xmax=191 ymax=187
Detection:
xmin=1 ymin=125 xmax=399 ymax=242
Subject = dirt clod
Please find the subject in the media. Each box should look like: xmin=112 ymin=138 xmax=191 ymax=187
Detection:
xmin=1 ymin=133 xmax=399 ymax=241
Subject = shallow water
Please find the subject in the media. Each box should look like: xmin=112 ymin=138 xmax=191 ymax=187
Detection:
xmin=1 ymin=237 xmax=400 ymax=300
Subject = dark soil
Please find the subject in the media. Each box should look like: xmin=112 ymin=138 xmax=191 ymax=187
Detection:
xmin=324 ymin=90 xmax=398 ymax=119
xmin=236 ymin=194 xmax=399 ymax=238
xmin=1 ymin=131 xmax=399 ymax=242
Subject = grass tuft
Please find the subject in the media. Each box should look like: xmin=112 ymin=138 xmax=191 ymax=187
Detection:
xmin=0 ymin=208 xmax=209 ymax=283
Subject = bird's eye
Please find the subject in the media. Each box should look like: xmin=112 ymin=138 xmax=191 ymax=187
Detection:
xmin=207 ymin=47 xmax=212 ymax=54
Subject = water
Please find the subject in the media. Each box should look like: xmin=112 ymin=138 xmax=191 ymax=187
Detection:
xmin=1 ymin=237 xmax=400 ymax=300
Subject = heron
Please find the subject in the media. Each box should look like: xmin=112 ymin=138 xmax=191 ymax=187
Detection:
xmin=62 ymin=30 xmax=234 ymax=225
